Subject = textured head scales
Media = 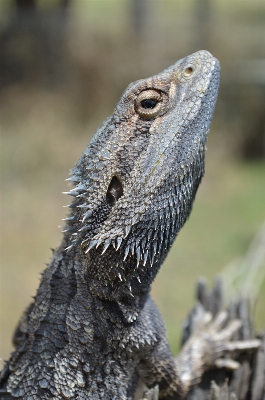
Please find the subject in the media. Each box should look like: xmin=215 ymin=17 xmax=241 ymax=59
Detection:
xmin=65 ymin=50 xmax=220 ymax=269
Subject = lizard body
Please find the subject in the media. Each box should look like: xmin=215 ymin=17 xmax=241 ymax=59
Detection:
xmin=1 ymin=50 xmax=256 ymax=400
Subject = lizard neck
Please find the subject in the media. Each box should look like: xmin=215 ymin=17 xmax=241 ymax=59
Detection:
xmin=38 ymin=238 xmax=150 ymax=325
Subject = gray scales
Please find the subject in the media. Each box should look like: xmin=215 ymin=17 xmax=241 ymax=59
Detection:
xmin=0 ymin=51 xmax=262 ymax=400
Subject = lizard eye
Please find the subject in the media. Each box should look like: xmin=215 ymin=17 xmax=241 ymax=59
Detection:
xmin=135 ymin=89 xmax=162 ymax=119
xmin=140 ymin=98 xmax=157 ymax=109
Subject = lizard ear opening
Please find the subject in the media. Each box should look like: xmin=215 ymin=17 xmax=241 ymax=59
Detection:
xmin=106 ymin=176 xmax=123 ymax=206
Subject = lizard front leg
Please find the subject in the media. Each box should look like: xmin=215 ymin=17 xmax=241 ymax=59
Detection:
xmin=175 ymin=310 xmax=260 ymax=396
xmin=137 ymin=311 xmax=260 ymax=400
xmin=136 ymin=336 xmax=183 ymax=400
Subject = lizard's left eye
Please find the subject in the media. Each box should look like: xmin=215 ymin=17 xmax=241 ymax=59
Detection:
xmin=135 ymin=89 xmax=163 ymax=119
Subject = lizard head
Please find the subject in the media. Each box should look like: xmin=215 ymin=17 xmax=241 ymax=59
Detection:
xmin=64 ymin=50 xmax=220 ymax=298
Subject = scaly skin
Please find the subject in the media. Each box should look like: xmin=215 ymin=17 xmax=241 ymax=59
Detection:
xmin=0 ymin=51 xmax=259 ymax=400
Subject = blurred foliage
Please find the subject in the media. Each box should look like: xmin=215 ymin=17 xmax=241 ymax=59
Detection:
xmin=1 ymin=0 xmax=265 ymax=364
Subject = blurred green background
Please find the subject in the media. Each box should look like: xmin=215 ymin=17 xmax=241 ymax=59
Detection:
xmin=1 ymin=0 xmax=265 ymax=364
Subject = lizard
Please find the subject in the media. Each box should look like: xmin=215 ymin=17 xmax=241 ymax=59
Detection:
xmin=0 ymin=50 xmax=260 ymax=400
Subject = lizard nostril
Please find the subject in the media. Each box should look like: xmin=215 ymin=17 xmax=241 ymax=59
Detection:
xmin=184 ymin=66 xmax=194 ymax=77
xmin=106 ymin=176 xmax=123 ymax=206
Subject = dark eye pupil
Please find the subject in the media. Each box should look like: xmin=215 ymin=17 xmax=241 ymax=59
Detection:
xmin=140 ymin=99 xmax=157 ymax=109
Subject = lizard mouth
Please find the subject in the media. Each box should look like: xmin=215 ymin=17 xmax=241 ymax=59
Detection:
xmin=106 ymin=176 xmax=123 ymax=206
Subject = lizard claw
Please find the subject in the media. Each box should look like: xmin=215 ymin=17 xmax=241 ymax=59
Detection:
xmin=193 ymin=310 xmax=261 ymax=368
xmin=213 ymin=336 xmax=261 ymax=371
xmin=210 ymin=310 xmax=228 ymax=330
xmin=214 ymin=318 xmax=242 ymax=341
xmin=214 ymin=358 xmax=240 ymax=370
xmin=222 ymin=338 xmax=261 ymax=352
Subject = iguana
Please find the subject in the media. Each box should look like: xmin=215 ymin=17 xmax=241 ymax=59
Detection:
xmin=0 ymin=50 xmax=260 ymax=400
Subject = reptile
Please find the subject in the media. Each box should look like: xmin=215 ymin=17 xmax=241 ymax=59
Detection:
xmin=0 ymin=50 xmax=260 ymax=400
